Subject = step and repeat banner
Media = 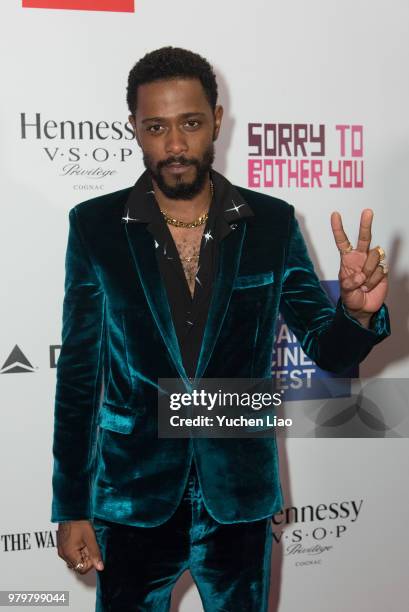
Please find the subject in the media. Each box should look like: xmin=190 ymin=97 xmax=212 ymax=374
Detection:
xmin=1 ymin=1 xmax=408 ymax=610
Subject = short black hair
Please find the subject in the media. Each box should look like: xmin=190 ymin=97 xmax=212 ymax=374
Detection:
xmin=126 ymin=46 xmax=218 ymax=115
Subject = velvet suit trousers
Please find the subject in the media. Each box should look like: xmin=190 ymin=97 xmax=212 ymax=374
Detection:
xmin=93 ymin=460 xmax=273 ymax=611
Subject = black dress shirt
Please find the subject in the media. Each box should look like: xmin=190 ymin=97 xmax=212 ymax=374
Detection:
xmin=122 ymin=168 xmax=254 ymax=379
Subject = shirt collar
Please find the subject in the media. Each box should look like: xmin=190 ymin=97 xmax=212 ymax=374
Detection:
xmin=121 ymin=168 xmax=254 ymax=231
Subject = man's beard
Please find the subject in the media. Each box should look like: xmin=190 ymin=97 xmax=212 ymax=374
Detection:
xmin=143 ymin=143 xmax=215 ymax=200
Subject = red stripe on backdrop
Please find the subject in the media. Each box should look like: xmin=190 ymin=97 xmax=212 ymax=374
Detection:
xmin=22 ymin=0 xmax=134 ymax=12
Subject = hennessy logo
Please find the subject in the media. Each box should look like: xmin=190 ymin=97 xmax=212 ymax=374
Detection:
xmin=272 ymin=498 xmax=364 ymax=567
xmin=20 ymin=113 xmax=135 ymax=141
xmin=19 ymin=113 xmax=135 ymax=188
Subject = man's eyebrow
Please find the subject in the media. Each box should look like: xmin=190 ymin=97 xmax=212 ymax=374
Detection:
xmin=141 ymin=112 xmax=207 ymax=124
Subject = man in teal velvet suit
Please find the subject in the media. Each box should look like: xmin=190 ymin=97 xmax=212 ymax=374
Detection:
xmin=52 ymin=47 xmax=390 ymax=611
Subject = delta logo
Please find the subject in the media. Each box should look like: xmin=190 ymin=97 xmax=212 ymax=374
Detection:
xmin=0 ymin=345 xmax=37 ymax=374
xmin=22 ymin=0 xmax=134 ymax=13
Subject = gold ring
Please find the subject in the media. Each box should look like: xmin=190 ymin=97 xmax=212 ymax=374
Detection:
xmin=339 ymin=243 xmax=353 ymax=255
xmin=378 ymin=261 xmax=388 ymax=274
xmin=74 ymin=562 xmax=84 ymax=571
xmin=375 ymin=246 xmax=385 ymax=261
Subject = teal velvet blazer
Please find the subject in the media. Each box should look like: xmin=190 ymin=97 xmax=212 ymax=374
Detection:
xmin=51 ymin=169 xmax=391 ymax=526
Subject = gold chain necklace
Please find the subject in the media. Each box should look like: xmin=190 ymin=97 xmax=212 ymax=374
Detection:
xmin=180 ymin=253 xmax=200 ymax=262
xmin=160 ymin=179 xmax=214 ymax=228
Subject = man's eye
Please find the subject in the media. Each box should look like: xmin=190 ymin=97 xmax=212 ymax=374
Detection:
xmin=147 ymin=125 xmax=164 ymax=134
xmin=184 ymin=120 xmax=200 ymax=129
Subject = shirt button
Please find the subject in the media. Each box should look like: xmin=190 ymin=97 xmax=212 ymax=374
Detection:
xmin=186 ymin=320 xmax=194 ymax=327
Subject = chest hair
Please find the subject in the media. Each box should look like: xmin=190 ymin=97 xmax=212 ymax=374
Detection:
xmin=167 ymin=225 xmax=205 ymax=297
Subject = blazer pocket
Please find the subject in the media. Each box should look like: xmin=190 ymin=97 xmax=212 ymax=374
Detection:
xmin=233 ymin=271 xmax=274 ymax=289
xmin=98 ymin=401 xmax=145 ymax=434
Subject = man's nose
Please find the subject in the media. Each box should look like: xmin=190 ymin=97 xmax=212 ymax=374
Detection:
xmin=165 ymin=126 xmax=188 ymax=156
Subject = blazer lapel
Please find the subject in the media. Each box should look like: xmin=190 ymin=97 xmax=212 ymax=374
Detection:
xmin=122 ymin=173 xmax=191 ymax=387
xmin=124 ymin=221 xmax=191 ymax=387
xmin=194 ymin=220 xmax=247 ymax=380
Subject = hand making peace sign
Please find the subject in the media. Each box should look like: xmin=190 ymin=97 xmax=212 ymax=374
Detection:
xmin=330 ymin=209 xmax=389 ymax=322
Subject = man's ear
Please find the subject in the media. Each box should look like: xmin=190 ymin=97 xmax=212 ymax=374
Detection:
xmin=128 ymin=114 xmax=141 ymax=147
xmin=213 ymin=105 xmax=224 ymax=141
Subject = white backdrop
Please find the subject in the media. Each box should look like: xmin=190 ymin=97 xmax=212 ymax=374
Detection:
xmin=1 ymin=1 xmax=408 ymax=610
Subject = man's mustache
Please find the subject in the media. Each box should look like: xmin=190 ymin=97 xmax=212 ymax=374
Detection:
xmin=158 ymin=157 xmax=199 ymax=168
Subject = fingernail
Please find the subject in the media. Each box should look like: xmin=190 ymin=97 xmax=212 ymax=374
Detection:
xmin=97 ymin=561 xmax=104 ymax=571
xmin=361 ymin=285 xmax=368 ymax=292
